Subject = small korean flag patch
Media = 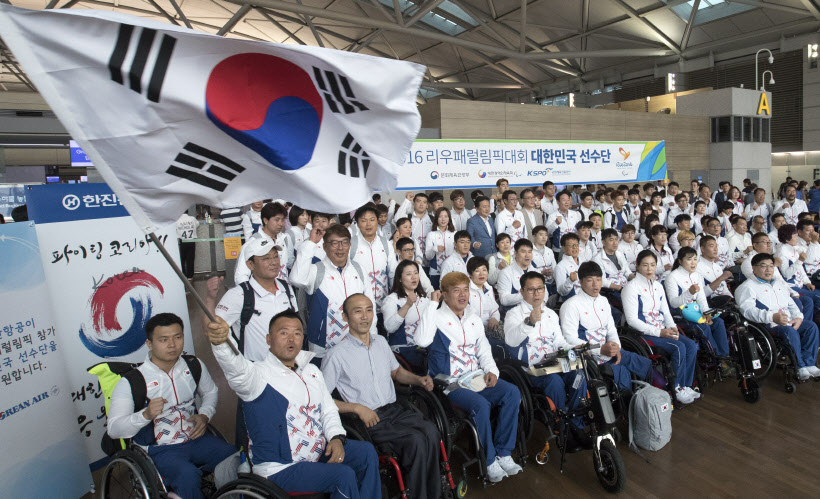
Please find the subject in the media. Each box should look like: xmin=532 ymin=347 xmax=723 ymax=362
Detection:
xmin=753 ymin=359 xmax=762 ymax=369
xmin=661 ymin=403 xmax=669 ymax=412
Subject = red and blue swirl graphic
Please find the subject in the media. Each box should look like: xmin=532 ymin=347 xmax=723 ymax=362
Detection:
xmin=205 ymin=53 xmax=323 ymax=171
xmin=79 ymin=270 xmax=164 ymax=357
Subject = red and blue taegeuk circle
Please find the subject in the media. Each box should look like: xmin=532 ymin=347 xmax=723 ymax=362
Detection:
xmin=205 ymin=53 xmax=323 ymax=170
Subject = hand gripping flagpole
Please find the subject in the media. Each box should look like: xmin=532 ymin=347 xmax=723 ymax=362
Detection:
xmin=148 ymin=232 xmax=241 ymax=355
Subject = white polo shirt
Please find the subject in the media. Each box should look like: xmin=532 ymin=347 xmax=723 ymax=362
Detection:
xmin=215 ymin=276 xmax=298 ymax=361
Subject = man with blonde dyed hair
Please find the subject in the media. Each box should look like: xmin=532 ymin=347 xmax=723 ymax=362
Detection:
xmin=415 ymin=271 xmax=522 ymax=483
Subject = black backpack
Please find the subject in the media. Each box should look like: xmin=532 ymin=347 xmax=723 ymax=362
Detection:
xmin=235 ymin=278 xmax=296 ymax=354
xmin=88 ymin=355 xmax=202 ymax=455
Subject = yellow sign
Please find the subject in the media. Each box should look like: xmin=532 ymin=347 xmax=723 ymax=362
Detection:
xmin=223 ymin=236 xmax=242 ymax=260
xmin=757 ymin=92 xmax=771 ymax=115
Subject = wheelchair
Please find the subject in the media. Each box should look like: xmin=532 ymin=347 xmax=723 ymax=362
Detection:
xmin=394 ymin=349 xmax=527 ymax=489
xmin=689 ymin=305 xmax=776 ymax=402
xmin=494 ymin=342 xmax=628 ymax=494
xmin=99 ymin=424 xmax=316 ymax=499
xmin=338 ymin=385 xmax=467 ymax=499
xmin=618 ymin=327 xmax=679 ymax=400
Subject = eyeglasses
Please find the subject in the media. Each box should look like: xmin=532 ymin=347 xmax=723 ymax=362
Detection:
xmin=523 ymin=286 xmax=546 ymax=294
xmin=326 ymin=240 xmax=351 ymax=248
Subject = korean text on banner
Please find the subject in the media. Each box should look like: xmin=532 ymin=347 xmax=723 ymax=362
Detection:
xmin=396 ymin=140 xmax=668 ymax=190
xmin=27 ymin=183 xmax=194 ymax=467
xmin=0 ymin=222 xmax=93 ymax=497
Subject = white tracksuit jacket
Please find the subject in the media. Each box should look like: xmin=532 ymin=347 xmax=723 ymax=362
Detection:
xmin=107 ymin=354 xmax=217 ymax=447
xmin=504 ymin=301 xmax=571 ymax=366
xmin=592 ymin=249 xmax=630 ymax=288
xmin=468 ymin=280 xmax=501 ymax=327
xmin=622 ymin=274 xmax=676 ymax=336
xmin=212 ymin=346 xmax=345 ymax=478
xmin=735 ymin=276 xmax=803 ymax=328
xmin=559 ymin=290 xmax=621 ymax=364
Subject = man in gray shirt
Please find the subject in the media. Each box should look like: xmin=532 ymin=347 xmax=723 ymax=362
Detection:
xmin=322 ymin=293 xmax=442 ymax=499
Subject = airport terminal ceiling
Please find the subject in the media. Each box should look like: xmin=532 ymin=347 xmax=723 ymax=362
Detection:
xmin=1 ymin=0 xmax=819 ymax=102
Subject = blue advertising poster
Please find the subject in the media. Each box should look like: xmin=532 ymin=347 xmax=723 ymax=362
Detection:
xmin=70 ymin=139 xmax=93 ymax=167
xmin=0 ymin=184 xmax=26 ymax=219
xmin=0 ymin=222 xmax=94 ymax=497
xmin=27 ymin=183 xmax=128 ymax=224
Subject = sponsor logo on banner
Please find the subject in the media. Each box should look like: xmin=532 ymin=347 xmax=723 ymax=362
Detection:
xmin=477 ymin=170 xmax=487 ymax=178
xmin=430 ymin=171 xmax=439 ymax=179
xmin=477 ymin=170 xmax=517 ymax=178
xmin=0 ymin=389 xmax=52 ymax=422
xmin=78 ymin=269 xmax=165 ymax=357
xmin=618 ymin=147 xmax=631 ymax=160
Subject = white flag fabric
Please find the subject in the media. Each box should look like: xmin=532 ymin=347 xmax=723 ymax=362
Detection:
xmin=0 ymin=5 xmax=425 ymax=231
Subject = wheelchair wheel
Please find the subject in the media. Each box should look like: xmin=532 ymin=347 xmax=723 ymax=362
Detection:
xmin=740 ymin=378 xmax=761 ymax=404
xmin=212 ymin=473 xmax=292 ymax=499
xmin=618 ymin=333 xmax=651 ymax=358
xmin=410 ymin=388 xmax=453 ymax=459
xmin=593 ymin=440 xmax=627 ymax=494
xmin=99 ymin=448 xmax=163 ymax=499
xmin=498 ymin=362 xmax=535 ymax=441
xmin=746 ymin=324 xmax=776 ymax=380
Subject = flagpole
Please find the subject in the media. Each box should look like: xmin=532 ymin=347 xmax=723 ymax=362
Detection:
xmin=148 ymin=232 xmax=240 ymax=356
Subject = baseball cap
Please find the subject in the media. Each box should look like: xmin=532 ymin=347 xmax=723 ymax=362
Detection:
xmin=244 ymin=237 xmax=282 ymax=261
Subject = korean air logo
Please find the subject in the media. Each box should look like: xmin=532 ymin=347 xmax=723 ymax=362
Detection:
xmin=62 ymin=194 xmax=81 ymax=211
xmin=477 ymin=171 xmax=487 ymax=178
xmin=430 ymin=171 xmax=439 ymax=180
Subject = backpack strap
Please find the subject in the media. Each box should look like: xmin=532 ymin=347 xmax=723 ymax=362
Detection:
xmin=313 ymin=262 xmax=326 ymax=292
xmin=123 ymin=368 xmax=148 ymax=411
xmin=236 ymin=281 xmax=256 ymax=355
xmin=350 ymin=260 xmax=365 ymax=283
xmin=628 ymin=380 xmax=651 ymax=462
xmin=181 ymin=355 xmax=202 ymax=387
xmin=350 ymin=235 xmax=359 ymax=256
xmin=277 ymin=278 xmax=297 ymax=311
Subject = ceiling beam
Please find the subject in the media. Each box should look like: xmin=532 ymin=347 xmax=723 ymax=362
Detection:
xmin=726 ymin=0 xmax=812 ymax=16
xmin=257 ymin=8 xmax=308 ymax=44
xmin=217 ymin=4 xmax=252 ymax=36
xmin=519 ymin=0 xmax=527 ymax=53
xmin=391 ymin=0 xmax=405 ymax=26
xmin=405 ymin=0 xmax=445 ymax=28
xmin=167 ymin=0 xmax=193 ymax=29
xmin=424 ymin=82 xmax=526 ymax=89
xmin=144 ymin=0 xmax=182 ymax=26
xmin=604 ymin=0 xmax=681 ymax=54
xmin=228 ymin=0 xmax=674 ymax=60
xmin=796 ymin=0 xmax=820 ymax=20
xmin=680 ymin=0 xmax=700 ymax=53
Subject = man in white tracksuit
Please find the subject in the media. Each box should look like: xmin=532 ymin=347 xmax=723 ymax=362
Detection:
xmin=207 ymin=310 xmax=379 ymax=498
xmin=107 ymin=313 xmax=235 ymax=499
xmin=496 ymin=238 xmax=536 ymax=309
xmin=736 ymin=253 xmax=820 ymax=381
xmin=349 ymin=204 xmax=393 ymax=311
xmin=289 ymin=224 xmax=376 ymax=365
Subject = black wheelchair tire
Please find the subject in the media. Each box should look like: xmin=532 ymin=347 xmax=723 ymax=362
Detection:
xmin=498 ymin=362 xmax=536 ymax=442
xmin=593 ymin=440 xmax=627 ymax=494
xmin=100 ymin=448 xmax=163 ymax=499
xmin=212 ymin=473 xmax=294 ymax=499
xmin=410 ymin=388 xmax=453 ymax=459
xmin=746 ymin=324 xmax=776 ymax=380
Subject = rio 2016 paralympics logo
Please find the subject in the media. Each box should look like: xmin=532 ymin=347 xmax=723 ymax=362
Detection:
xmin=205 ymin=53 xmax=323 ymax=171
xmin=79 ymin=269 xmax=165 ymax=357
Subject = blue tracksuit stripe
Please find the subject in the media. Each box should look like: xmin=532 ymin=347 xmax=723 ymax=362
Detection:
xmin=244 ymin=385 xmax=293 ymax=467
xmin=307 ymin=289 xmax=330 ymax=347
xmin=427 ymin=329 xmax=452 ymax=377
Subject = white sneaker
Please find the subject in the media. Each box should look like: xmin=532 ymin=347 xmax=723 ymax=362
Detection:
xmin=684 ymin=386 xmax=702 ymax=399
xmin=798 ymin=367 xmax=812 ymax=380
xmin=675 ymin=386 xmax=694 ymax=404
xmin=496 ymin=455 xmax=522 ymax=476
xmin=807 ymin=366 xmax=820 ymax=377
xmin=486 ymin=460 xmax=507 ymax=483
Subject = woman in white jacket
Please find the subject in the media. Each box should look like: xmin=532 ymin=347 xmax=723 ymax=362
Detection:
xmin=487 ymin=233 xmax=512 ymax=286
xmin=383 ymin=259 xmax=440 ymax=368
xmin=467 ymin=256 xmax=501 ymax=331
xmin=622 ymin=249 xmax=700 ymax=405
xmin=425 ymin=207 xmax=455 ymax=289
xmin=665 ymin=247 xmax=734 ymax=377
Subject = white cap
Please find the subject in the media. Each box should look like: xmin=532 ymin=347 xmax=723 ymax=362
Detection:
xmin=244 ymin=237 xmax=282 ymax=261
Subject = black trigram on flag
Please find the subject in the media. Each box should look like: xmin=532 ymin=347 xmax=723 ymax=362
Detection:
xmin=166 ymin=143 xmax=245 ymax=192
xmin=338 ymin=134 xmax=370 ymax=178
xmin=313 ymin=67 xmax=369 ymax=114
xmin=108 ymin=24 xmax=176 ymax=103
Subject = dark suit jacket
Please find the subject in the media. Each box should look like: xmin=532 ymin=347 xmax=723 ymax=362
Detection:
xmin=467 ymin=214 xmax=497 ymax=259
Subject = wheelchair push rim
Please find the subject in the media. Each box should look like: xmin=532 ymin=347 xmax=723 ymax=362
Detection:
xmin=100 ymin=451 xmax=162 ymax=499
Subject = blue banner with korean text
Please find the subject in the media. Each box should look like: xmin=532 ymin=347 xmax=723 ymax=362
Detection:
xmin=0 ymin=222 xmax=94 ymax=497
xmin=27 ymin=183 xmax=128 ymax=224
xmin=396 ymin=139 xmax=667 ymax=190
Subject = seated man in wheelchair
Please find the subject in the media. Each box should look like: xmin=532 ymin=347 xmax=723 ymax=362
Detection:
xmin=504 ymin=271 xmax=588 ymax=434
xmin=107 ymin=313 xmax=236 ymax=499
xmin=622 ymin=250 xmax=701 ymax=405
xmin=207 ymin=310 xmax=380 ymax=499
xmin=559 ymin=262 xmax=653 ymax=395
xmin=323 ymin=293 xmax=443 ymax=499
xmin=735 ymin=253 xmax=820 ymax=381
xmin=415 ymin=271 xmax=523 ymax=483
